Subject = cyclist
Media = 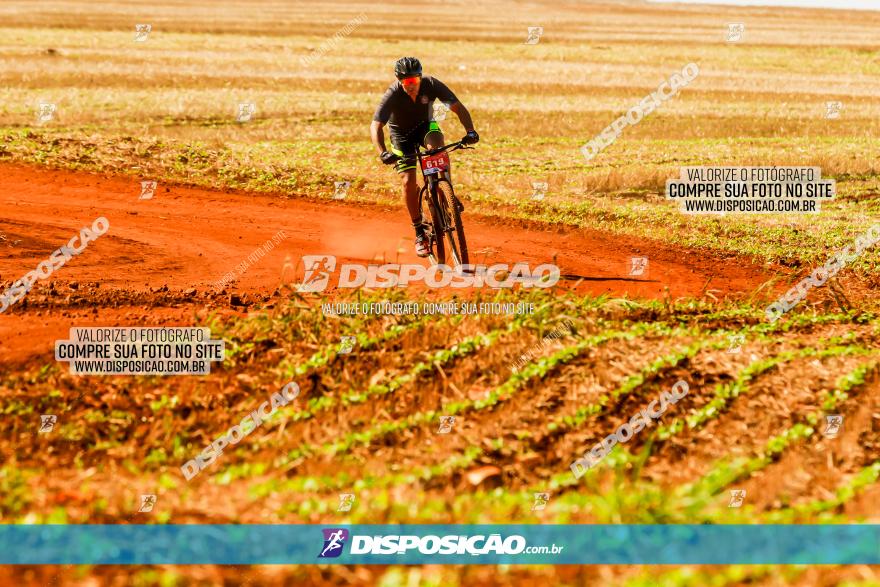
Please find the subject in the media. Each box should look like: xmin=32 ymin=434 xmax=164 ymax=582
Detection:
xmin=371 ymin=57 xmax=479 ymax=257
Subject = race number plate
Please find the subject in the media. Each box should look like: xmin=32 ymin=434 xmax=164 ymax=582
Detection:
xmin=421 ymin=152 xmax=450 ymax=175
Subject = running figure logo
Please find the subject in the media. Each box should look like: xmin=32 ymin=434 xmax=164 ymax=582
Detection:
xmin=727 ymin=334 xmax=745 ymax=354
xmin=318 ymin=528 xmax=350 ymax=558
xmin=138 ymin=494 xmax=157 ymax=513
xmin=825 ymin=101 xmax=842 ymax=120
xmin=333 ymin=181 xmax=350 ymax=200
xmin=525 ymin=26 xmax=543 ymax=45
xmin=531 ymin=182 xmax=548 ymax=202
xmin=139 ymin=180 xmax=157 ymax=200
xmin=726 ymin=23 xmax=745 ymax=42
xmin=337 ymin=336 xmax=357 ymax=355
xmin=823 ymin=414 xmax=843 ymax=438
xmin=134 ymin=24 xmax=152 ymax=42
xmin=337 ymin=493 xmax=355 ymax=512
xmin=297 ymin=255 xmax=336 ymax=293
xmin=38 ymin=103 xmax=56 ymax=123
xmin=432 ymin=101 xmax=451 ymax=122
xmin=437 ymin=415 xmax=456 ymax=434
xmin=39 ymin=414 xmax=57 ymax=433
xmin=237 ymin=102 xmax=256 ymax=123
xmin=629 ymin=257 xmax=648 ymax=276
xmin=728 ymin=489 xmax=746 ymax=508
xmin=532 ymin=492 xmax=550 ymax=511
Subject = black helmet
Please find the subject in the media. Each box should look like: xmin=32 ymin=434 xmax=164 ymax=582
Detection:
xmin=394 ymin=57 xmax=422 ymax=79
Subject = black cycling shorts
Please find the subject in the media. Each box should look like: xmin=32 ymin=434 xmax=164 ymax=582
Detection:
xmin=391 ymin=121 xmax=442 ymax=173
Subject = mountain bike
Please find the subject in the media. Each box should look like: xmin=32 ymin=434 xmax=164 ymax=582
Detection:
xmin=413 ymin=140 xmax=473 ymax=269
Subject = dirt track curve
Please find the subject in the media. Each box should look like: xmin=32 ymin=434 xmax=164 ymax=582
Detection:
xmin=0 ymin=163 xmax=770 ymax=366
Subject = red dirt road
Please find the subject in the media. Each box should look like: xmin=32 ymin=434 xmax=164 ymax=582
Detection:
xmin=0 ymin=163 xmax=770 ymax=365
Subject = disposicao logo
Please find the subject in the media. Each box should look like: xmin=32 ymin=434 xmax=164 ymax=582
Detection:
xmin=295 ymin=255 xmax=560 ymax=291
xmin=316 ymin=530 xmax=563 ymax=557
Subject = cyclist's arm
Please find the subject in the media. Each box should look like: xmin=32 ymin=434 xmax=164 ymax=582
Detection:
xmin=449 ymin=102 xmax=474 ymax=133
xmin=372 ymin=85 xmax=395 ymax=154
xmin=371 ymin=120 xmax=389 ymax=154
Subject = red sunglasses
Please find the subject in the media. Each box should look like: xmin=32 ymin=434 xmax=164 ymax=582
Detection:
xmin=400 ymin=75 xmax=421 ymax=85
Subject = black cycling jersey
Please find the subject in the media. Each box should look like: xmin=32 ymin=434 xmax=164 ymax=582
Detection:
xmin=373 ymin=76 xmax=458 ymax=145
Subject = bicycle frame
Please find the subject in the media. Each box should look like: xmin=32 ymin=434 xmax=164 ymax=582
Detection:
xmin=413 ymin=141 xmax=470 ymax=265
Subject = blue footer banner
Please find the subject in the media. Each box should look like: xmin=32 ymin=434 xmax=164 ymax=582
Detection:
xmin=2 ymin=524 xmax=878 ymax=564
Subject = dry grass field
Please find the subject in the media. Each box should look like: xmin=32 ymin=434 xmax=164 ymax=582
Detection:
xmin=1 ymin=0 xmax=879 ymax=585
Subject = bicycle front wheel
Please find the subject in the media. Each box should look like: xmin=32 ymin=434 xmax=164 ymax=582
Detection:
xmin=431 ymin=179 xmax=469 ymax=269
xmin=420 ymin=184 xmax=444 ymax=265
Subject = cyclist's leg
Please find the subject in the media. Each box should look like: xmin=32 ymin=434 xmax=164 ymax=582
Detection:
xmin=390 ymin=142 xmax=429 ymax=257
xmin=401 ymin=165 xmax=429 ymax=257
xmin=390 ymin=145 xmax=420 ymax=224
xmin=401 ymin=169 xmax=421 ymax=224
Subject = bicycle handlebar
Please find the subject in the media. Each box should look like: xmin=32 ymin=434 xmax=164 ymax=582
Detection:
xmin=419 ymin=140 xmax=473 ymax=157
